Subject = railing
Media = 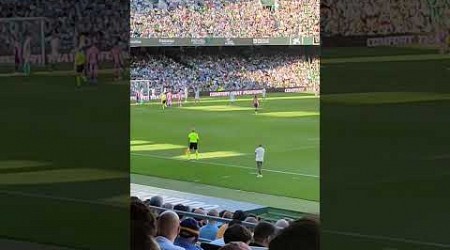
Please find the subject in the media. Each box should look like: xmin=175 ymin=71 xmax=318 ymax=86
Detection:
xmin=147 ymin=205 xmax=285 ymax=230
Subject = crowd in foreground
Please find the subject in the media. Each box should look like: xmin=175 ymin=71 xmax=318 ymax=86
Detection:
xmin=131 ymin=196 xmax=320 ymax=250
xmin=131 ymin=53 xmax=319 ymax=92
xmin=131 ymin=0 xmax=319 ymax=38
xmin=321 ymin=0 xmax=449 ymax=36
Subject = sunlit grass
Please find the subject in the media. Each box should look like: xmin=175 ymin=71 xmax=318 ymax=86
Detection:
xmin=131 ymin=143 xmax=185 ymax=152
xmin=172 ymin=151 xmax=245 ymax=160
xmin=259 ymin=111 xmax=319 ymax=118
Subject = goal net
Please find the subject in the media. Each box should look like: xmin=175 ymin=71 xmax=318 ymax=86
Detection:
xmin=0 ymin=17 xmax=46 ymax=66
xmin=131 ymin=80 xmax=151 ymax=102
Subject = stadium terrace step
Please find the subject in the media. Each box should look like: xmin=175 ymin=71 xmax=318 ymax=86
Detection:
xmin=131 ymin=183 xmax=266 ymax=212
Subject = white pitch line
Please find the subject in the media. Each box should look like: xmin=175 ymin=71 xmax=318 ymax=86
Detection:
xmin=323 ymin=230 xmax=450 ymax=248
xmin=239 ymin=145 xmax=317 ymax=155
xmin=131 ymin=152 xmax=319 ymax=178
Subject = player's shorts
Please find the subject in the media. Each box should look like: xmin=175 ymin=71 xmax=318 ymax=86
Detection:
xmin=256 ymin=161 xmax=263 ymax=167
xmin=88 ymin=63 xmax=98 ymax=72
xmin=254 ymin=103 xmax=259 ymax=108
xmin=162 ymin=100 xmax=167 ymax=105
xmin=189 ymin=142 xmax=198 ymax=150
xmin=76 ymin=64 xmax=85 ymax=73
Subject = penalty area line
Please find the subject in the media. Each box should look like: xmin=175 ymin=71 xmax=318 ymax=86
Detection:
xmin=131 ymin=153 xmax=319 ymax=178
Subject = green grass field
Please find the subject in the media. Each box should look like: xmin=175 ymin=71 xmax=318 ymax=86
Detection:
xmin=131 ymin=93 xmax=320 ymax=201
xmin=320 ymin=47 xmax=450 ymax=249
xmin=0 ymin=73 xmax=130 ymax=249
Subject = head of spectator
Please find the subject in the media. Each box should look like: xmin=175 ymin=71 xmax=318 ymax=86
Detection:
xmin=206 ymin=209 xmax=219 ymax=224
xmin=162 ymin=203 xmax=174 ymax=210
xmin=156 ymin=210 xmax=181 ymax=242
xmin=223 ymin=224 xmax=252 ymax=245
xmin=274 ymin=219 xmax=289 ymax=229
xmin=222 ymin=210 xmax=233 ymax=219
xmin=174 ymin=218 xmax=201 ymax=249
xmin=269 ymin=216 xmax=320 ymax=250
xmin=250 ymin=221 xmax=277 ymax=247
xmin=130 ymin=200 xmax=160 ymax=250
xmin=148 ymin=196 xmax=164 ymax=207
xmin=219 ymin=242 xmax=251 ymax=250
xmin=232 ymin=210 xmax=246 ymax=221
xmin=243 ymin=216 xmax=258 ymax=232
xmin=174 ymin=203 xmax=190 ymax=220
xmin=193 ymin=208 xmax=207 ymax=226
xmin=199 ymin=209 xmax=220 ymax=241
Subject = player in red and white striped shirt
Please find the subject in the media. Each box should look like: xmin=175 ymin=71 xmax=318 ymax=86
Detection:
xmin=86 ymin=41 xmax=100 ymax=83
xmin=111 ymin=41 xmax=123 ymax=81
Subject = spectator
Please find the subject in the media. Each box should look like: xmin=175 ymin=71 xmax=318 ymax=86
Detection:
xmin=250 ymin=221 xmax=276 ymax=247
xmin=174 ymin=203 xmax=191 ymax=220
xmin=131 ymin=199 xmax=160 ymax=250
xmin=219 ymin=242 xmax=251 ymax=250
xmin=243 ymin=217 xmax=258 ymax=232
xmin=1 ymin=1 xmax=128 ymax=56
xmin=155 ymin=211 xmax=185 ymax=250
xmin=193 ymin=208 xmax=207 ymax=227
xmin=274 ymin=219 xmax=289 ymax=229
xmin=223 ymin=224 xmax=252 ymax=245
xmin=131 ymin=48 xmax=320 ymax=93
xmin=269 ymin=216 xmax=320 ymax=250
xmin=163 ymin=203 xmax=175 ymax=210
xmin=148 ymin=196 xmax=164 ymax=207
xmin=210 ymin=219 xmax=244 ymax=247
xmin=130 ymin=0 xmax=319 ymax=38
xmin=199 ymin=209 xmax=220 ymax=241
xmin=174 ymin=218 xmax=203 ymax=250
xmin=216 ymin=210 xmax=246 ymax=239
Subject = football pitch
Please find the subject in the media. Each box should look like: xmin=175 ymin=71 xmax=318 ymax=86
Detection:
xmin=131 ymin=93 xmax=320 ymax=201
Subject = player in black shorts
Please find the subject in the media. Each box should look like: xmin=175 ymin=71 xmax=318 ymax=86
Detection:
xmin=253 ymin=95 xmax=260 ymax=114
xmin=189 ymin=142 xmax=198 ymax=151
xmin=187 ymin=129 xmax=200 ymax=160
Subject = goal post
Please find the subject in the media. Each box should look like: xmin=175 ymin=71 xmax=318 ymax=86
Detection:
xmin=130 ymin=80 xmax=151 ymax=102
xmin=0 ymin=17 xmax=46 ymax=66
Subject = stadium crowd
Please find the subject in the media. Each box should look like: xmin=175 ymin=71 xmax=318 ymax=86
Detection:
xmin=131 ymin=0 xmax=319 ymax=38
xmin=131 ymin=196 xmax=320 ymax=250
xmin=0 ymin=0 xmax=128 ymax=55
xmin=131 ymin=52 xmax=319 ymax=91
xmin=321 ymin=0 xmax=449 ymax=36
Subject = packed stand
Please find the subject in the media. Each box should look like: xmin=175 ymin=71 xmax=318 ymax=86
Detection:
xmin=131 ymin=196 xmax=320 ymax=250
xmin=321 ymin=0 xmax=449 ymax=36
xmin=131 ymin=53 xmax=319 ymax=91
xmin=0 ymin=0 xmax=128 ymax=55
xmin=131 ymin=0 xmax=319 ymax=38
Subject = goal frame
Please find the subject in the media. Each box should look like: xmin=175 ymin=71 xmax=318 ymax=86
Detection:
xmin=0 ymin=17 xmax=46 ymax=65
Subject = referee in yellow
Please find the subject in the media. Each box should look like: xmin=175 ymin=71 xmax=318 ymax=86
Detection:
xmin=74 ymin=48 xmax=86 ymax=88
xmin=187 ymin=128 xmax=200 ymax=160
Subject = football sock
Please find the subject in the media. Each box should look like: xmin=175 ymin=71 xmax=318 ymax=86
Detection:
xmin=76 ymin=76 xmax=81 ymax=88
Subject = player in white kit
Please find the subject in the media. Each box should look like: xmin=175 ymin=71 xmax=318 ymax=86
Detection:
xmin=177 ymin=90 xmax=183 ymax=107
xmin=22 ymin=33 xmax=32 ymax=75
xmin=229 ymin=90 xmax=236 ymax=105
xmin=184 ymin=86 xmax=189 ymax=103
xmin=255 ymin=144 xmax=265 ymax=178
xmin=194 ymin=87 xmax=200 ymax=104
xmin=49 ymin=31 xmax=60 ymax=70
